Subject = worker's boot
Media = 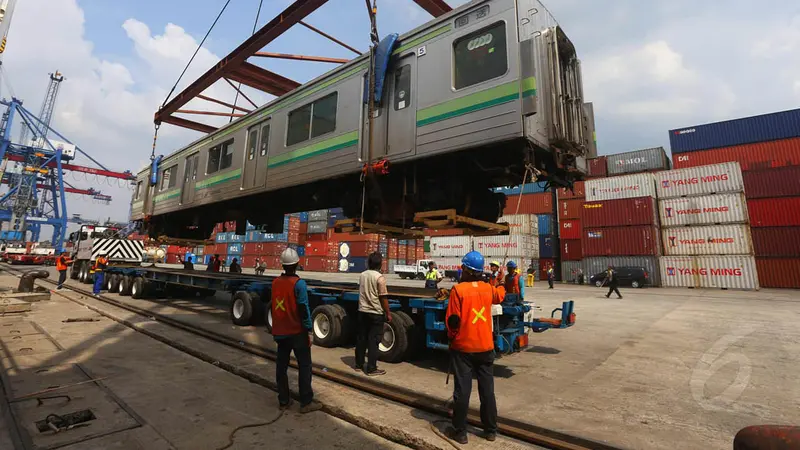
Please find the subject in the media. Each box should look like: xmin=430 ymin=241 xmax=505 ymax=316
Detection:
xmin=445 ymin=427 xmax=468 ymax=444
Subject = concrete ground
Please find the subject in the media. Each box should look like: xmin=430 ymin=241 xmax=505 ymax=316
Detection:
xmin=13 ymin=264 xmax=800 ymax=450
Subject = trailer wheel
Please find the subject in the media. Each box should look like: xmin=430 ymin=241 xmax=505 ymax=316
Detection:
xmin=249 ymin=292 xmax=265 ymax=326
xmin=108 ymin=274 xmax=121 ymax=293
xmin=378 ymin=311 xmax=413 ymax=363
xmin=394 ymin=311 xmax=422 ymax=359
xmin=312 ymin=305 xmax=342 ymax=347
xmin=78 ymin=263 xmax=88 ymax=283
xmin=70 ymin=262 xmax=80 ymax=280
xmin=264 ymin=301 xmax=273 ymax=334
xmin=230 ymin=291 xmax=254 ymax=326
xmin=119 ymin=276 xmax=132 ymax=296
xmin=131 ymin=277 xmax=146 ymax=299
xmin=330 ymin=304 xmax=351 ymax=343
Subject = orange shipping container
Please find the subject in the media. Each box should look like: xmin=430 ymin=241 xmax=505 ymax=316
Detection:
xmin=556 ymin=181 xmax=585 ymax=199
xmin=672 ymin=137 xmax=800 ymax=172
xmin=558 ymin=199 xmax=584 ymax=220
xmin=503 ymin=192 xmax=552 ymax=215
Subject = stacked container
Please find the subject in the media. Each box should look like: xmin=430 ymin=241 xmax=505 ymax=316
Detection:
xmin=583 ymin=173 xmax=661 ymax=286
xmin=606 ymin=147 xmax=671 ymax=176
xmin=655 ymin=162 xmax=759 ymax=290
xmin=556 ymin=181 xmax=585 ymax=281
xmin=429 ymin=235 xmax=472 ymax=273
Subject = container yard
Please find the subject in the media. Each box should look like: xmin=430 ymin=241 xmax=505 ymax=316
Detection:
xmin=3 ymin=1 xmax=800 ymax=450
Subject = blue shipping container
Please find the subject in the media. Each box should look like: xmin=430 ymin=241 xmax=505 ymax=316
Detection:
xmin=245 ymin=230 xmax=264 ymax=242
xmin=204 ymin=254 xmax=213 ymax=265
xmin=229 ymin=234 xmax=244 ymax=242
xmin=328 ymin=212 xmax=347 ymax=227
xmin=669 ymin=108 xmax=800 ymax=153
xmin=344 ymin=257 xmax=369 ymax=273
xmin=184 ymin=252 xmax=196 ymax=263
xmin=329 ymin=207 xmax=344 ymax=214
xmin=491 ymin=182 xmax=549 ymax=196
xmin=539 ymin=236 xmax=555 ymax=258
xmin=246 ymin=221 xmax=256 ymax=231
xmin=537 ymin=215 xmax=554 ymax=236
xmin=228 ymin=243 xmax=243 ymax=255
xmin=215 ymin=232 xmax=230 ymax=243
xmin=298 ymin=212 xmax=309 ymax=223
xmin=263 ymin=233 xmax=288 ymax=242
xmin=296 ymin=246 xmax=306 ymax=257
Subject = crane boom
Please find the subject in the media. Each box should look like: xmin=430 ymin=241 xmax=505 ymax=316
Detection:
xmin=0 ymin=0 xmax=18 ymax=62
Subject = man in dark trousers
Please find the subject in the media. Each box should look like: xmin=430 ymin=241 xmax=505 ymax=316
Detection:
xmin=605 ymin=265 xmax=623 ymax=299
xmin=355 ymin=252 xmax=391 ymax=376
xmin=445 ymin=251 xmax=506 ymax=444
xmin=270 ymin=248 xmax=322 ymax=413
xmin=55 ymin=252 xmax=72 ymax=289
xmin=547 ymin=266 xmax=555 ymax=289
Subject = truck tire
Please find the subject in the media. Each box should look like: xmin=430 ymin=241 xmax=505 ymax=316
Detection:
xmin=264 ymin=301 xmax=273 ymax=334
xmin=312 ymin=305 xmax=343 ymax=347
xmin=131 ymin=277 xmax=146 ymax=299
xmin=377 ymin=311 xmax=413 ymax=363
xmin=249 ymin=292 xmax=265 ymax=326
xmin=70 ymin=262 xmax=80 ymax=280
xmin=230 ymin=291 xmax=254 ymax=326
xmin=108 ymin=274 xmax=121 ymax=293
xmin=330 ymin=304 xmax=352 ymax=344
xmin=78 ymin=263 xmax=88 ymax=283
xmin=119 ymin=276 xmax=132 ymax=296
xmin=394 ymin=311 xmax=423 ymax=359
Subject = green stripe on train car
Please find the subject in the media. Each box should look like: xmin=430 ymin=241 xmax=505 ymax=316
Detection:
xmin=195 ymin=168 xmax=242 ymax=190
xmin=268 ymin=131 xmax=359 ymax=168
xmin=521 ymin=77 xmax=537 ymax=98
xmin=132 ymin=200 xmax=144 ymax=209
xmin=154 ymin=190 xmax=180 ymax=203
xmin=393 ymin=24 xmax=451 ymax=55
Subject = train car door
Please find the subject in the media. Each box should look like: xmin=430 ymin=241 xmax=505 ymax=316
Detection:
xmin=180 ymin=153 xmax=199 ymax=204
xmin=385 ymin=55 xmax=417 ymax=156
xmin=242 ymin=121 xmax=270 ymax=190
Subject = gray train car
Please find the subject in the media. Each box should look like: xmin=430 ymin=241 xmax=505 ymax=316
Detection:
xmin=134 ymin=0 xmax=589 ymax=239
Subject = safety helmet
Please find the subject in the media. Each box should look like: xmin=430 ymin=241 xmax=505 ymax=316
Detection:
xmin=280 ymin=247 xmax=300 ymax=266
xmin=461 ymin=251 xmax=484 ymax=272
xmin=490 ymin=261 xmax=500 ymax=268
xmin=506 ymin=260 xmax=517 ymax=269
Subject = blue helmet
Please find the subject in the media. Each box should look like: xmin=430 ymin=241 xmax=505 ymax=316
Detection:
xmin=506 ymin=260 xmax=517 ymax=269
xmin=461 ymin=251 xmax=485 ymax=272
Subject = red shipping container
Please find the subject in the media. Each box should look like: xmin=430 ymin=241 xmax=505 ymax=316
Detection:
xmin=305 ymin=241 xmax=331 ymax=256
xmin=213 ymin=222 xmax=225 ymax=233
xmin=539 ymin=258 xmax=555 ymax=281
xmin=288 ymin=231 xmax=300 ymax=244
xmin=748 ymin=197 xmax=800 ymax=227
xmin=303 ymin=256 xmax=335 ymax=272
xmin=581 ymin=197 xmax=657 ymax=228
xmin=263 ymin=242 xmax=288 ymax=256
xmin=381 ymin=259 xmax=389 ymax=273
xmin=560 ymin=219 xmax=582 ymax=240
xmin=423 ymin=228 xmax=465 ymax=236
xmin=673 ymin=137 xmax=800 ymax=172
xmin=264 ymin=256 xmax=282 ymax=270
xmin=167 ymin=245 xmax=181 ymax=254
xmin=582 ymin=226 xmax=660 ymax=256
xmin=297 ymin=234 xmax=307 ymax=246
xmin=503 ymin=192 xmax=552 ymax=215
xmin=243 ymin=243 xmax=262 ymax=255
xmin=756 ymin=258 xmax=800 ymax=288
xmin=346 ymin=241 xmax=378 ymax=257
xmin=742 ymin=166 xmax=800 ymax=199
xmin=299 ymin=222 xmax=308 ymax=234
xmin=416 ymin=247 xmax=425 ymax=260
xmin=388 ymin=245 xmax=398 ymax=259
xmin=224 ymin=221 xmax=237 ymax=232
xmin=751 ymin=227 xmax=800 ymax=257
xmin=558 ymin=199 xmax=583 ymax=220
xmin=406 ymin=245 xmax=416 ymax=261
xmin=588 ymin=157 xmax=608 ymax=177
xmin=556 ymin=181 xmax=586 ymax=199
xmin=287 ymin=217 xmax=301 ymax=232
xmin=241 ymin=255 xmax=258 ymax=267
xmin=305 ymin=233 xmax=327 ymax=242
xmin=166 ymin=253 xmax=181 ymax=264
xmin=561 ymin=240 xmax=583 ymax=260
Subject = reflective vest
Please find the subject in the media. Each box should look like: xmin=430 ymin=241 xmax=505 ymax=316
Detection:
xmin=505 ymin=272 xmax=521 ymax=294
xmin=547 ymin=268 xmax=554 ymax=279
xmin=489 ymin=270 xmax=504 ymax=287
xmin=271 ymin=275 xmax=302 ymax=336
xmin=446 ymin=281 xmax=506 ymax=353
xmin=425 ymin=270 xmax=438 ymax=281
xmin=90 ymin=256 xmax=108 ymax=273
xmin=56 ymin=256 xmax=70 ymax=271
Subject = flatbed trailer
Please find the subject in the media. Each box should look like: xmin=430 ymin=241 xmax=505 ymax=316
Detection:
xmin=103 ymin=265 xmax=576 ymax=362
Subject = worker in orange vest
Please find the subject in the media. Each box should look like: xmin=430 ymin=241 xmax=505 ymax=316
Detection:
xmin=270 ymin=248 xmax=322 ymax=413
xmin=504 ymin=260 xmax=525 ymax=300
xmin=445 ymin=251 xmax=506 ymax=444
xmin=55 ymin=252 xmax=72 ymax=290
xmin=487 ymin=261 xmax=504 ymax=287
xmin=92 ymin=253 xmax=108 ymax=295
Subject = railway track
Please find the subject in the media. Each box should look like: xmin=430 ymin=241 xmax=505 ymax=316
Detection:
xmin=2 ymin=263 xmax=623 ymax=450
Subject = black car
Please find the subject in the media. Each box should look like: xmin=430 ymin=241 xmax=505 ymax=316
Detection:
xmin=589 ymin=267 xmax=650 ymax=288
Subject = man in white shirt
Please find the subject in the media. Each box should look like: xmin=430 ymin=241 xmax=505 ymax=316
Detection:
xmin=355 ymin=252 xmax=391 ymax=376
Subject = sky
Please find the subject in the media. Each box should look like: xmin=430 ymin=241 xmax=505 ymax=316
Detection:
xmin=2 ymin=0 xmax=799 ymax=229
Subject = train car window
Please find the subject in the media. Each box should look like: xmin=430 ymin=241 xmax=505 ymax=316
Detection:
xmin=310 ymin=92 xmax=338 ymax=139
xmin=160 ymin=165 xmax=177 ymax=191
xmin=247 ymin=129 xmax=258 ymax=161
xmin=260 ymin=123 xmax=270 ymax=156
xmin=220 ymin=141 xmax=234 ymax=170
xmin=134 ymin=181 xmax=142 ymax=200
xmin=453 ymin=22 xmax=507 ymax=90
xmin=207 ymin=146 xmax=221 ymax=174
xmin=287 ymin=104 xmax=312 ymax=146
xmin=394 ymin=65 xmax=411 ymax=110
xmin=207 ymin=140 xmax=235 ymax=173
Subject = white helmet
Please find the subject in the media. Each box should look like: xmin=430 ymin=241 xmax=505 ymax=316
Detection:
xmin=280 ymin=248 xmax=300 ymax=266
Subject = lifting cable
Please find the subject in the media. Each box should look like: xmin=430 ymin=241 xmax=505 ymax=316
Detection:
xmin=151 ymin=0 xmax=232 ymax=161
xmin=228 ymin=0 xmax=264 ymax=123
xmin=358 ymin=0 xmax=380 ymax=232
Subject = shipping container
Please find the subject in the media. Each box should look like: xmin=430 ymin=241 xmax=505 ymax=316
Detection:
xmin=308 ymin=209 xmax=329 ymax=221
xmin=583 ymin=226 xmax=660 ymax=256
xmin=607 ymin=147 xmax=671 ymax=175
xmin=296 ymin=245 xmax=305 ymax=257
xmin=245 ymin=230 xmax=263 ymax=242
xmin=582 ymin=197 xmax=658 ymax=228
xmin=303 ymin=256 xmax=337 ymax=272
xmin=561 ymin=239 xmax=583 ymax=260
xmin=339 ymin=241 xmax=378 ymax=258
xmin=556 ymin=181 xmax=585 ymax=199
xmin=742 ymin=166 xmax=800 ymax=199
xmin=491 ymin=182 xmax=549 ymax=196
xmin=262 ymin=242 xmax=289 ymax=256
xmin=585 ymin=173 xmax=657 ymax=202
xmin=297 ymin=212 xmax=309 ymax=223
xmin=338 ymin=257 xmax=369 ymax=273
xmin=405 ymin=245 xmax=416 ymax=261
xmin=755 ymin=258 xmax=800 ymax=289
xmin=539 ymin=236 xmax=556 ymax=258
xmin=558 ymin=199 xmax=584 ymax=220
xmin=537 ymin=214 xmax=554 ymax=235
xmin=388 ymin=259 xmax=400 ymax=274
xmin=669 ymin=108 xmax=800 ymax=154
xmin=262 ymin=233 xmax=287 ymax=242
xmin=213 ymin=222 xmax=224 ymax=234
xmin=430 ymin=236 xmax=472 ymax=257
xmin=655 ymin=162 xmax=744 ymax=199
xmin=658 ymin=193 xmax=748 ymax=227
xmin=287 ymin=231 xmax=300 ymax=244
xmin=472 ymin=235 xmax=539 ymax=257
xmin=588 ymin=157 xmax=608 ymax=177
xmin=498 ymin=214 xmax=539 ymax=235
xmin=584 ymin=256 xmax=661 ymax=287
xmin=672 ymin=137 xmax=800 ymax=171
xmin=660 ymin=256 xmax=759 ymax=290
xmin=432 ymin=257 xmax=463 ymax=272
xmin=538 ymin=258 xmax=555 ymax=281
xmin=241 ymin=255 xmax=258 ymax=268
xmin=215 ymin=232 xmax=230 ymax=244
xmin=229 ymin=234 xmax=244 ymax=243
xmin=306 ymin=220 xmax=328 ymax=234
xmin=502 ymin=192 xmax=553 ymax=215
xmin=662 ymin=224 xmax=753 ymax=256
xmin=423 ymin=228 xmax=465 ymax=236
xmin=223 ymin=221 xmax=237 ymax=232
xmin=227 ymin=243 xmax=243 ymax=255
xmin=751 ymin=227 xmax=800 ymax=257
xmin=748 ymin=197 xmax=800 ymax=227
xmin=264 ymin=256 xmax=283 ymax=270
xmin=561 ymin=260 xmax=586 ymax=283
xmin=559 ymin=219 xmax=582 ymax=240
xmin=305 ymin=241 xmax=334 ymax=257
xmin=243 ymin=242 xmax=261 ymax=255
